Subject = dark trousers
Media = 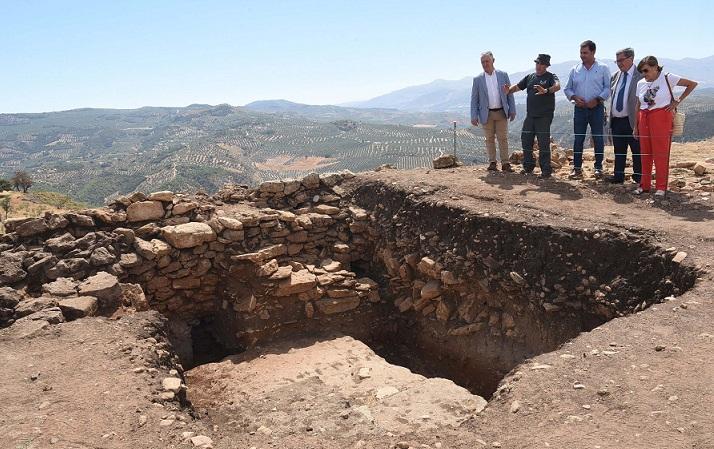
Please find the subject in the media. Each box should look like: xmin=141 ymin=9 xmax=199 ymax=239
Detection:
xmin=521 ymin=114 xmax=553 ymax=175
xmin=610 ymin=116 xmax=641 ymax=182
xmin=573 ymin=104 xmax=605 ymax=170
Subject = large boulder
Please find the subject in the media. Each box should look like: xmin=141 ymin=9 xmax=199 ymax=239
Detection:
xmin=127 ymin=201 xmax=165 ymax=222
xmin=162 ymin=222 xmax=216 ymax=249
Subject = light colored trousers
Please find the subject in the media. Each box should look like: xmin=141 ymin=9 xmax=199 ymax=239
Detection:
xmin=483 ymin=109 xmax=509 ymax=163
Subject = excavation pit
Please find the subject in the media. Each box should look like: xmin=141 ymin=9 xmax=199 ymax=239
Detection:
xmin=174 ymin=181 xmax=699 ymax=422
xmin=0 ymin=170 xmax=709 ymax=448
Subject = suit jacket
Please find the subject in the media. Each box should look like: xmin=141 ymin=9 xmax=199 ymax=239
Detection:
xmin=609 ymin=69 xmax=642 ymax=129
xmin=470 ymin=70 xmax=516 ymax=124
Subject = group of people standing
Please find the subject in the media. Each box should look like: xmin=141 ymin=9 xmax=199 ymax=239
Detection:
xmin=470 ymin=40 xmax=698 ymax=196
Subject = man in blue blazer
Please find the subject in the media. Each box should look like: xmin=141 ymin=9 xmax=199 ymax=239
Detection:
xmin=471 ymin=51 xmax=517 ymax=171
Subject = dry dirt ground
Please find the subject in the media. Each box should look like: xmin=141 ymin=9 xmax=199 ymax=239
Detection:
xmin=1 ymin=144 xmax=712 ymax=449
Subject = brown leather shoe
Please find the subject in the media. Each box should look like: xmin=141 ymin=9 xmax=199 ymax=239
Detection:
xmin=487 ymin=162 xmax=498 ymax=171
xmin=501 ymin=163 xmax=514 ymax=172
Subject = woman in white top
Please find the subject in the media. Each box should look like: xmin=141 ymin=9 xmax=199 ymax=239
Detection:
xmin=633 ymin=56 xmax=697 ymax=196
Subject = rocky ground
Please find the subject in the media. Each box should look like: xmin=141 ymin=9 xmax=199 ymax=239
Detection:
xmin=0 ymin=142 xmax=712 ymax=449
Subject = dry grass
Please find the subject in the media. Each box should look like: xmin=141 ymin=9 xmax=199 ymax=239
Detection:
xmin=0 ymin=190 xmax=86 ymax=234
xmin=255 ymin=155 xmax=338 ymax=171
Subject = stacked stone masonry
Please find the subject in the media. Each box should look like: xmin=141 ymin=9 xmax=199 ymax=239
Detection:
xmin=0 ymin=172 xmax=380 ymax=340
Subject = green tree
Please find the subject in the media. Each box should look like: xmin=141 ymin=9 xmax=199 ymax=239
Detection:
xmin=0 ymin=196 xmax=10 ymax=222
xmin=10 ymin=171 xmax=33 ymax=193
xmin=0 ymin=179 xmax=12 ymax=191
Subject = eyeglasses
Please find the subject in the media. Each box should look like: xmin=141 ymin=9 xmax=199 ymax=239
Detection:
xmin=616 ymin=57 xmax=631 ymax=63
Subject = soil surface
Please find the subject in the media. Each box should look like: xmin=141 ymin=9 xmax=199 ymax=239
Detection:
xmin=1 ymin=152 xmax=712 ymax=449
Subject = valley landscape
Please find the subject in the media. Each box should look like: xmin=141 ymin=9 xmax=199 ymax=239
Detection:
xmin=1 ymin=9 xmax=713 ymax=447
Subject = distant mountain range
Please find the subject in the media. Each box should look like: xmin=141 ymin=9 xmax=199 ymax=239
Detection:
xmin=244 ymin=100 xmax=462 ymax=127
xmin=341 ymin=55 xmax=714 ymax=112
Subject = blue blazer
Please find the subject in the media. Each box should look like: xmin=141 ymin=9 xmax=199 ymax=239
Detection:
xmin=470 ymin=70 xmax=516 ymax=124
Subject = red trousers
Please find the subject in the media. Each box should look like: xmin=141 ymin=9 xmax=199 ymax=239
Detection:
xmin=638 ymin=108 xmax=672 ymax=191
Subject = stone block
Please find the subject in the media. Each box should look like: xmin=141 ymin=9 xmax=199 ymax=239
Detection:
xmin=162 ymin=222 xmax=217 ymax=249
xmin=127 ymin=201 xmax=165 ymax=222
xmin=58 ymin=296 xmax=99 ymax=320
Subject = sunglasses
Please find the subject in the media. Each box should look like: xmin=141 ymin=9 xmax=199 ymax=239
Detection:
xmin=616 ymin=57 xmax=631 ymax=63
xmin=640 ymin=67 xmax=653 ymax=74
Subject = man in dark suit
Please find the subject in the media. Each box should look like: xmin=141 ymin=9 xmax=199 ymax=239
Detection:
xmin=607 ymin=47 xmax=642 ymax=183
xmin=470 ymin=51 xmax=517 ymax=172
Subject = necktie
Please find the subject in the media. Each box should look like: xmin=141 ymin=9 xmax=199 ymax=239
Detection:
xmin=616 ymin=72 xmax=628 ymax=112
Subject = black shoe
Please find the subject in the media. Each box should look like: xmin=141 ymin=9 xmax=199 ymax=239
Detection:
xmin=487 ymin=162 xmax=498 ymax=171
xmin=538 ymin=173 xmax=552 ymax=179
xmin=520 ymin=168 xmax=534 ymax=175
xmin=594 ymin=169 xmax=604 ymax=179
xmin=568 ymin=169 xmax=582 ymax=179
xmin=501 ymin=163 xmax=514 ymax=173
xmin=606 ymin=176 xmax=624 ymax=184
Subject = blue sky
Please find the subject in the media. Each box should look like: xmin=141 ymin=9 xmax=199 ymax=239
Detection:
xmin=2 ymin=0 xmax=713 ymax=113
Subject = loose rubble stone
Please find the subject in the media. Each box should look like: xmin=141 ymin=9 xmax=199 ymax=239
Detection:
xmin=0 ymin=252 xmax=27 ymax=284
xmin=162 ymin=377 xmax=182 ymax=393
xmin=90 ymin=247 xmax=115 ymax=266
xmin=19 ymin=307 xmax=65 ymax=324
xmin=42 ymin=277 xmax=78 ymax=297
xmin=190 ymin=435 xmax=213 ymax=448
xmin=58 ymin=296 xmax=98 ymax=320
xmin=15 ymin=297 xmax=59 ymax=318
xmin=433 ymin=154 xmax=459 ymax=169
xmin=16 ymin=218 xmax=49 ymax=237
xmin=78 ymin=272 xmax=122 ymax=307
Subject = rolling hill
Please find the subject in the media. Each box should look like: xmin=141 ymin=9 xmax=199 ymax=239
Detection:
xmin=0 ymin=105 xmax=487 ymax=205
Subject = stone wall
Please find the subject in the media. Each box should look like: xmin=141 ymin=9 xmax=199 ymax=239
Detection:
xmin=0 ymin=171 xmax=379 ymax=339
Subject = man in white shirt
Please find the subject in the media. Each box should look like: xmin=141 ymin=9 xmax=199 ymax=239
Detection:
xmin=607 ymin=47 xmax=642 ymax=183
xmin=470 ymin=51 xmax=517 ymax=171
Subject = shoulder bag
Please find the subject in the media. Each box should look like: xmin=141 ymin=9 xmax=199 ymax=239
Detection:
xmin=665 ymin=73 xmax=686 ymax=137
